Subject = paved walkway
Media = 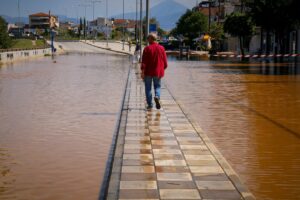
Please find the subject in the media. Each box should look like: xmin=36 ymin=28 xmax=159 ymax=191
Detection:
xmin=104 ymin=64 xmax=255 ymax=200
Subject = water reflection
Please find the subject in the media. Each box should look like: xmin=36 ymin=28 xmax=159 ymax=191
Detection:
xmin=0 ymin=53 xmax=130 ymax=200
xmin=169 ymin=55 xmax=300 ymax=75
xmin=165 ymin=58 xmax=300 ymax=199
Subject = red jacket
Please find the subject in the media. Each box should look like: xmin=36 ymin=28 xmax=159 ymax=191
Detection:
xmin=141 ymin=42 xmax=168 ymax=77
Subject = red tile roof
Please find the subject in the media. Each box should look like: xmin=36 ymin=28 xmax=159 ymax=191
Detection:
xmin=29 ymin=12 xmax=50 ymax=17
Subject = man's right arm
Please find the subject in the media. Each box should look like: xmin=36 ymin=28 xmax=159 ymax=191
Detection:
xmin=141 ymin=48 xmax=148 ymax=79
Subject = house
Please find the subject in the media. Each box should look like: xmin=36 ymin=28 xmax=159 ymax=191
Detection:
xmin=29 ymin=12 xmax=59 ymax=30
xmin=88 ymin=17 xmax=113 ymax=37
xmin=113 ymin=19 xmax=137 ymax=33
xmin=60 ymin=21 xmax=74 ymax=31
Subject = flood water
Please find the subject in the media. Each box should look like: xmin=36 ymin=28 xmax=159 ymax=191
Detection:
xmin=0 ymin=53 xmax=129 ymax=200
xmin=165 ymin=58 xmax=300 ymax=200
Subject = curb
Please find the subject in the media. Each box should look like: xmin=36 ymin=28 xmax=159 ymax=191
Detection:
xmin=81 ymin=41 xmax=134 ymax=56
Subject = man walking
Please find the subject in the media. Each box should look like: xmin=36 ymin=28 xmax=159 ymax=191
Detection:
xmin=141 ymin=33 xmax=168 ymax=110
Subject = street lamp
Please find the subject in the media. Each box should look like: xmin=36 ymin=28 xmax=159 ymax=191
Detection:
xmin=139 ymin=0 xmax=143 ymax=60
xmin=106 ymin=0 xmax=108 ymax=47
xmin=78 ymin=3 xmax=92 ymax=41
xmin=122 ymin=0 xmax=125 ymax=50
xmin=146 ymin=0 xmax=149 ymax=41
xmin=90 ymin=0 xmax=101 ymax=21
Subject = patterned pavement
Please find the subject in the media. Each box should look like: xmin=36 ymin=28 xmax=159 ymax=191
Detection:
xmin=106 ymin=66 xmax=255 ymax=200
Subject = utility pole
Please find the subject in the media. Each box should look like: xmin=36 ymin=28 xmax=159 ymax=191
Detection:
xmin=208 ymin=0 xmax=211 ymax=32
xmin=146 ymin=0 xmax=150 ymax=43
xmin=91 ymin=0 xmax=101 ymax=21
xmin=18 ymin=0 xmax=20 ymax=36
xmin=139 ymin=0 xmax=143 ymax=61
xmin=136 ymin=0 xmax=138 ymax=41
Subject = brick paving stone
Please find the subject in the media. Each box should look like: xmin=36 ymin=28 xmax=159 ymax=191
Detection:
xmin=121 ymin=173 xmax=157 ymax=181
xmin=157 ymin=173 xmax=193 ymax=181
xmin=158 ymin=181 xmax=197 ymax=189
xmin=119 ymin=189 xmax=159 ymax=199
xmin=120 ymin=181 xmax=157 ymax=189
xmin=159 ymin=189 xmax=201 ymax=199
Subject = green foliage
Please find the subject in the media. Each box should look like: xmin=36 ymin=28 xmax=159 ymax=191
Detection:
xmin=246 ymin=0 xmax=300 ymax=32
xmin=157 ymin=27 xmax=166 ymax=37
xmin=79 ymin=18 xmax=83 ymax=37
xmin=209 ymin=23 xmax=224 ymax=41
xmin=111 ymin=29 xmax=122 ymax=40
xmin=56 ymin=28 xmax=79 ymax=40
xmin=209 ymin=23 xmax=225 ymax=53
xmin=223 ymin=12 xmax=255 ymax=38
xmin=176 ymin=10 xmax=208 ymax=41
xmin=224 ymin=12 xmax=255 ymax=55
xmin=244 ymin=0 xmax=300 ymax=54
xmin=0 ymin=16 xmax=12 ymax=49
xmin=83 ymin=18 xmax=86 ymax=38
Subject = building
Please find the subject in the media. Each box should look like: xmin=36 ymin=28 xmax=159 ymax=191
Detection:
xmin=194 ymin=0 xmax=241 ymax=24
xmin=60 ymin=21 xmax=74 ymax=31
xmin=113 ymin=19 xmax=137 ymax=33
xmin=89 ymin=17 xmax=113 ymax=37
xmin=29 ymin=12 xmax=59 ymax=30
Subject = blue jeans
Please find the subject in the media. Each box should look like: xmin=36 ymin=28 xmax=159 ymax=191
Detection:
xmin=144 ymin=76 xmax=161 ymax=107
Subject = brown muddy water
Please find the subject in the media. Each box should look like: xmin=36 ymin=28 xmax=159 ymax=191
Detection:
xmin=165 ymin=58 xmax=300 ymax=200
xmin=0 ymin=53 xmax=130 ymax=200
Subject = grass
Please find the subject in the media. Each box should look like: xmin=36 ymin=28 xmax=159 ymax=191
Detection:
xmin=11 ymin=39 xmax=47 ymax=49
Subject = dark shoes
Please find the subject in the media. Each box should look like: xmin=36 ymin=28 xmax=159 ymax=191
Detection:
xmin=154 ymin=97 xmax=161 ymax=109
xmin=147 ymin=105 xmax=153 ymax=110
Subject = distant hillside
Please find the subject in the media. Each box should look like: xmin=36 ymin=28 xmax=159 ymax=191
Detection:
xmin=1 ymin=15 xmax=77 ymax=24
xmin=1 ymin=15 xmax=28 ymax=24
xmin=112 ymin=0 xmax=188 ymax=31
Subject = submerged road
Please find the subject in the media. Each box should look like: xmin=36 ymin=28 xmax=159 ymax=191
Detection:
xmin=0 ymin=42 xmax=131 ymax=200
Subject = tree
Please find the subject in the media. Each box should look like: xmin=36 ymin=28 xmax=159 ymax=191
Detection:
xmin=157 ymin=27 xmax=166 ymax=37
xmin=175 ymin=10 xmax=208 ymax=42
xmin=0 ymin=16 xmax=12 ymax=49
xmin=209 ymin=23 xmax=225 ymax=52
xmin=79 ymin=18 xmax=83 ymax=37
xmin=223 ymin=12 xmax=255 ymax=56
xmin=83 ymin=18 xmax=86 ymax=39
xmin=246 ymin=0 xmax=300 ymax=54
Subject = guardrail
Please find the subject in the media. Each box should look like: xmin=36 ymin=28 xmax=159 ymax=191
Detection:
xmin=0 ymin=46 xmax=50 ymax=53
xmin=0 ymin=48 xmax=51 ymax=64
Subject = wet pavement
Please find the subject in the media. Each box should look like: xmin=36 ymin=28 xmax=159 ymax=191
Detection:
xmin=107 ymin=66 xmax=254 ymax=200
xmin=0 ymin=52 xmax=130 ymax=200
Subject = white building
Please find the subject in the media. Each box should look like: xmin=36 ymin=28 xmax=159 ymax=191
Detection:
xmin=89 ymin=17 xmax=112 ymax=37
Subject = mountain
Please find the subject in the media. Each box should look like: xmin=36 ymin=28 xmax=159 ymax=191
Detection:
xmin=56 ymin=15 xmax=78 ymax=24
xmin=112 ymin=0 xmax=188 ymax=31
xmin=1 ymin=15 xmax=28 ymax=24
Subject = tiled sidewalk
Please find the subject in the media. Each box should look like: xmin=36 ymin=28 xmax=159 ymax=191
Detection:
xmin=106 ymin=66 xmax=255 ymax=200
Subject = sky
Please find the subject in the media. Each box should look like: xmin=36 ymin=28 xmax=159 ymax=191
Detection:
xmin=0 ymin=0 xmax=198 ymax=20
